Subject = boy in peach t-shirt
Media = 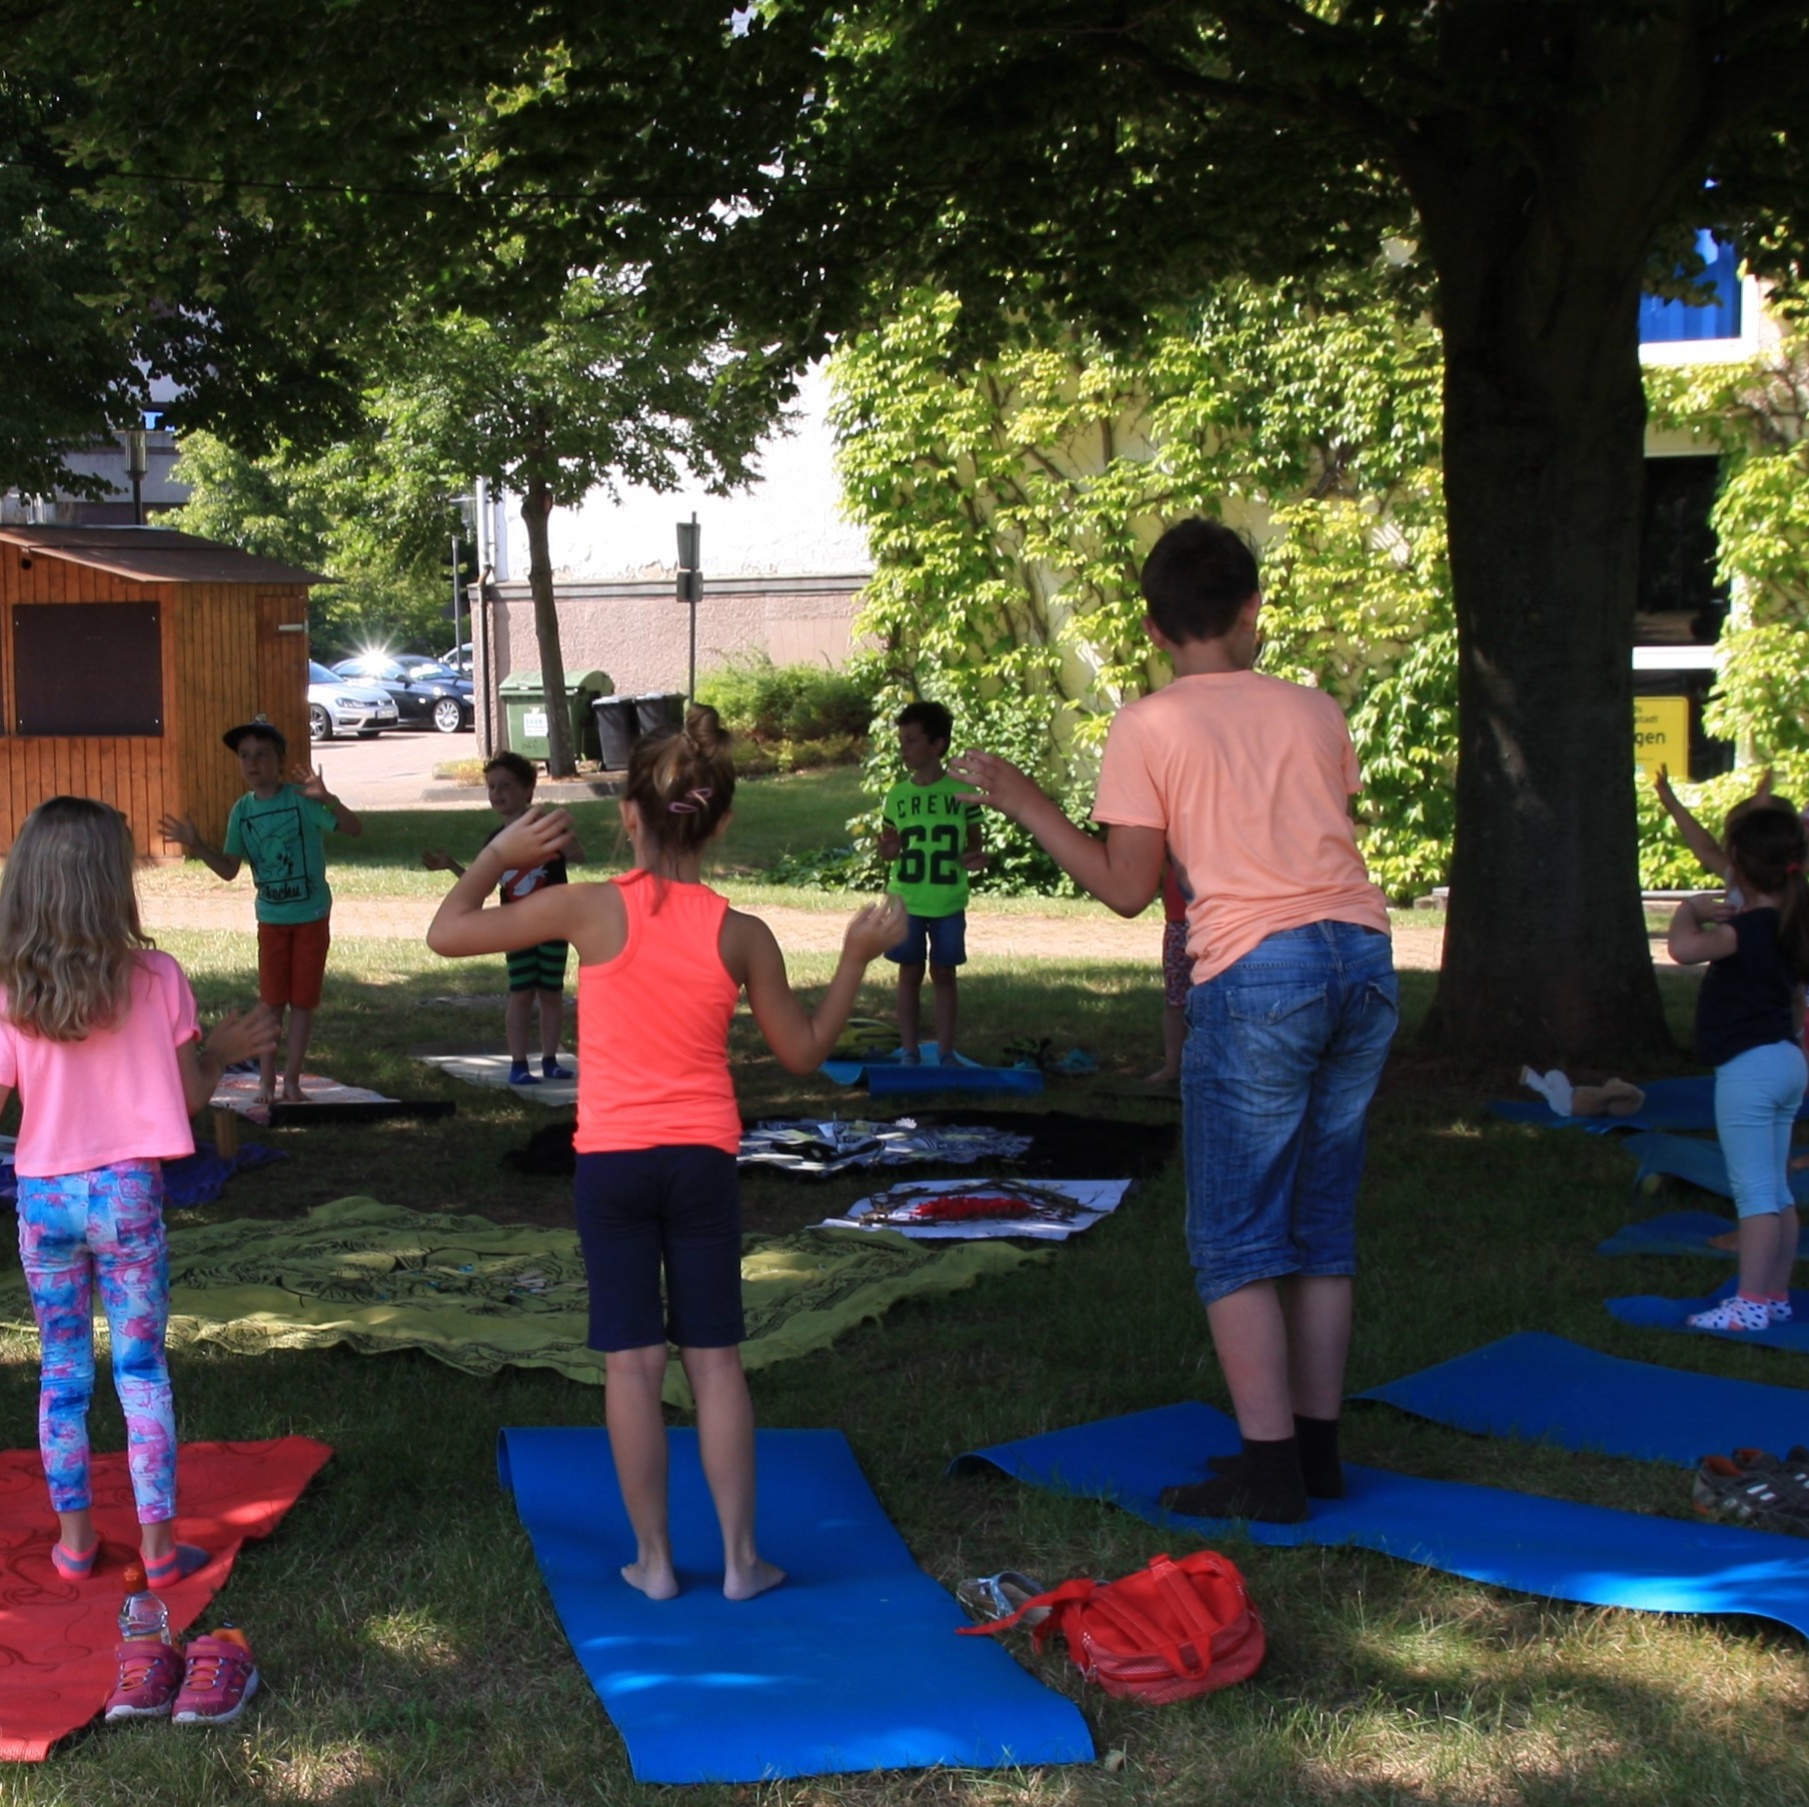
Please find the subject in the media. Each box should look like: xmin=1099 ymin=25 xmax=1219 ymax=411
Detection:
xmin=951 ymin=517 xmax=1396 ymax=1525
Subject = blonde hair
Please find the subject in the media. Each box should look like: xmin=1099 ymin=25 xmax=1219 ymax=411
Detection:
xmin=0 ymin=797 xmax=152 ymax=1041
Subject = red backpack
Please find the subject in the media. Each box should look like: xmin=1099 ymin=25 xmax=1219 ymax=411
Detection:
xmin=960 ymin=1550 xmax=1264 ymax=1704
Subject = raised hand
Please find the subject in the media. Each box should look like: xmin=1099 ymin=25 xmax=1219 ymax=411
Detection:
xmin=946 ymin=749 xmax=1044 ymax=821
xmin=206 ymin=1004 xmax=281 ymax=1067
xmin=158 ymin=812 xmax=200 ymax=848
xmin=843 ymin=892 xmax=908 ymax=961
xmin=489 ymin=805 xmax=575 ymax=868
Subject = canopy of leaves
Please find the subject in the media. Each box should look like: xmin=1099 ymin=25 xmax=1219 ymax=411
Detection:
xmin=834 ymin=266 xmax=1453 ymax=899
xmin=167 ymin=424 xmax=463 ymax=657
xmin=0 ymin=71 xmax=142 ymax=496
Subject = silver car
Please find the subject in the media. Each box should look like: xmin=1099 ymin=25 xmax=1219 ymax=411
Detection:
xmin=308 ymin=660 xmax=401 ymax=741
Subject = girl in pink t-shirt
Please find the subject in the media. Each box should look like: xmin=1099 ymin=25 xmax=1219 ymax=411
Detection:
xmin=0 ymin=798 xmax=274 ymax=1592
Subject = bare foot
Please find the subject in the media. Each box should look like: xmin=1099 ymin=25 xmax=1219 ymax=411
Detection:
xmin=1142 ymin=1066 xmax=1179 ymax=1085
xmin=1708 ymin=1230 xmax=1741 ymax=1252
xmin=282 ymin=1081 xmax=308 ymax=1104
xmin=253 ymin=1086 xmax=275 ymax=1107
xmin=621 ymin=1559 xmax=679 ymax=1600
xmin=724 ymin=1558 xmax=785 ymax=1602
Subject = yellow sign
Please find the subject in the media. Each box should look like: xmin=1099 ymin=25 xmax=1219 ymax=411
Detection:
xmin=1634 ymin=696 xmax=1690 ymax=777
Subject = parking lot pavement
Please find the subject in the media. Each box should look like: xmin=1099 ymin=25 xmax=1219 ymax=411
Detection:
xmin=307 ymin=726 xmax=479 ymax=809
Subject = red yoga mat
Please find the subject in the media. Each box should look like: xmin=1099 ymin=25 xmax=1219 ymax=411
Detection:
xmin=0 ymin=1436 xmax=333 ymax=1760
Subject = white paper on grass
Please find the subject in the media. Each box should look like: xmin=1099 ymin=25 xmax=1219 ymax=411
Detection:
xmin=815 ymin=1178 xmax=1131 ymax=1241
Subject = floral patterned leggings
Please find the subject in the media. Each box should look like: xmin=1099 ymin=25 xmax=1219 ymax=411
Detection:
xmin=16 ymin=1161 xmax=176 ymax=1524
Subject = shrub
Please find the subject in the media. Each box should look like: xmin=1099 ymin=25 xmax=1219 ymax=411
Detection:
xmin=696 ymin=653 xmax=877 ymax=747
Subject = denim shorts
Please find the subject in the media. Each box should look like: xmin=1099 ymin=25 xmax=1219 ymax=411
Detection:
xmin=1181 ymin=920 xmax=1397 ymax=1305
xmin=574 ymin=1146 xmax=745 ymax=1351
xmin=885 ymin=910 xmax=967 ymax=969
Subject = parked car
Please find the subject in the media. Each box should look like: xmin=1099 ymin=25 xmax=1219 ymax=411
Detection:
xmin=440 ymin=640 xmax=474 ymax=673
xmin=330 ymin=655 xmax=475 ymax=733
xmin=308 ymin=661 xmax=400 ymax=741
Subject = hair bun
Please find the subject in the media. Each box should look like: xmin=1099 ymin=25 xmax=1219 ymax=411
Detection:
xmin=684 ymin=703 xmax=729 ymax=754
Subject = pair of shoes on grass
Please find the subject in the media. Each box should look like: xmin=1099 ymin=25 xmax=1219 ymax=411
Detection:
xmin=1686 ymin=1294 xmax=1789 ymax=1332
xmin=105 ymin=1627 xmax=258 ymax=1726
xmin=1692 ymin=1447 xmax=1809 ymax=1536
xmin=510 ymin=1057 xmax=572 ymax=1086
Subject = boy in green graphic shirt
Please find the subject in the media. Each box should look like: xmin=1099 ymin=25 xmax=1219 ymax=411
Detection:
xmin=877 ymin=701 xmax=985 ymax=1064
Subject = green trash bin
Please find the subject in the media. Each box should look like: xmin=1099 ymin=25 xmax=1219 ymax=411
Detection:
xmin=568 ymin=669 xmax=614 ymax=764
xmin=499 ymin=670 xmax=551 ymax=762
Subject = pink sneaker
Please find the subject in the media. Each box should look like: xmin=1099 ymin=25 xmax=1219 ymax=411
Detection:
xmin=103 ymin=1638 xmax=184 ymax=1721
xmin=172 ymin=1628 xmax=259 ymax=1726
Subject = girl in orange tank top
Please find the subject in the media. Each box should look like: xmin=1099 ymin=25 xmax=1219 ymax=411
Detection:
xmin=428 ymin=706 xmax=903 ymax=1603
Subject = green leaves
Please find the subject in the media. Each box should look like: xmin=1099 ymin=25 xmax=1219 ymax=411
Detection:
xmin=832 ymin=269 xmax=1454 ymax=899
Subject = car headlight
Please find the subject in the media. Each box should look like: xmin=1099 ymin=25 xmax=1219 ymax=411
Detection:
xmin=335 ymin=695 xmax=364 ymax=709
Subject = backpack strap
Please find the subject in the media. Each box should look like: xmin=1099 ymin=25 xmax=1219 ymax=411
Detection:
xmin=1079 ymin=1553 xmax=1235 ymax=1680
xmin=956 ymin=1576 xmax=1095 ymax=1642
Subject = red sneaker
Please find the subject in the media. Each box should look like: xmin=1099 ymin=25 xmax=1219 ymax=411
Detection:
xmin=103 ymin=1638 xmax=184 ymax=1721
xmin=172 ymin=1628 xmax=259 ymax=1727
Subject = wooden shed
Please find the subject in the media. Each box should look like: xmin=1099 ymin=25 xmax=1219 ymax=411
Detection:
xmin=0 ymin=526 xmax=321 ymax=857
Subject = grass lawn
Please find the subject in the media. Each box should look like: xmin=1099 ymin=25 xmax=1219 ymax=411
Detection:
xmin=0 ymin=796 xmax=1803 ymax=1804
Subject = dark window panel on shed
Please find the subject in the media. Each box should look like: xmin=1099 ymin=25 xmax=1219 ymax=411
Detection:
xmin=13 ymin=602 xmax=163 ymax=736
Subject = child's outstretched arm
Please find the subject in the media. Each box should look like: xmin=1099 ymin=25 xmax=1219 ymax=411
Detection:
xmin=157 ymin=812 xmax=241 ymax=882
xmin=422 ymin=847 xmax=467 ymax=877
xmin=948 ymin=751 xmax=1162 ymax=916
xmin=1651 ymin=764 xmax=1729 ymax=879
xmin=732 ymin=895 xmax=907 ymax=1074
xmin=177 ymin=1004 xmax=282 ymax=1114
xmin=427 ymin=808 xmax=586 ymax=956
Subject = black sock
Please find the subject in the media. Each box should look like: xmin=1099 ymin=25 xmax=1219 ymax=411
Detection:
xmin=1292 ymin=1413 xmax=1345 ymax=1499
xmin=1161 ymin=1435 xmax=1308 ymax=1524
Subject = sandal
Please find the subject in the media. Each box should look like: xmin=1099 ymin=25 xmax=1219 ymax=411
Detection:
xmin=956 ymin=1570 xmax=1050 ymax=1626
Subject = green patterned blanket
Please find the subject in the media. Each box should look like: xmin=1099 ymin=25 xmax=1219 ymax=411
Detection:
xmin=0 ymin=1196 xmax=1041 ymax=1407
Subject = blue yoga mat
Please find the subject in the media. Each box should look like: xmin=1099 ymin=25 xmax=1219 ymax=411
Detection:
xmin=1489 ymin=1075 xmax=1809 ymax=1135
xmin=951 ymin=1402 xmax=1809 ymax=1639
xmin=1598 ymin=1209 xmax=1736 ymax=1258
xmin=1356 ymin=1331 xmax=1809 ymax=1467
xmin=498 ymin=1426 xmax=1091 ymax=1783
xmin=821 ymin=1050 xmax=1045 ymax=1094
xmin=1608 ymin=1277 xmax=1809 ymax=1352
xmin=1621 ymin=1130 xmax=1809 ymax=1209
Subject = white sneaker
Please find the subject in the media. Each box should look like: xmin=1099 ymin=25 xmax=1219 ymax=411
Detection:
xmin=1687 ymin=1295 xmax=1771 ymax=1332
xmin=1520 ymin=1066 xmax=1574 ymax=1116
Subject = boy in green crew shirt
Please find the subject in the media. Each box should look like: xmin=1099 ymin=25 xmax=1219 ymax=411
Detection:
xmin=160 ymin=716 xmax=362 ymax=1103
xmin=877 ymin=701 xmax=985 ymax=1064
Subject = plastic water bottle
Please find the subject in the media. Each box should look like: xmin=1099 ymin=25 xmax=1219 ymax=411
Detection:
xmin=117 ymin=1562 xmax=169 ymax=1642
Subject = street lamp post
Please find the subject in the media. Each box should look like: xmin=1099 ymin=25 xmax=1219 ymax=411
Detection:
xmin=124 ymin=428 xmax=148 ymax=525
xmin=676 ymin=514 xmax=701 ymax=704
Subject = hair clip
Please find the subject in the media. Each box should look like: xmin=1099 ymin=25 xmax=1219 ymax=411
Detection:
xmin=668 ymin=786 xmax=714 ymax=815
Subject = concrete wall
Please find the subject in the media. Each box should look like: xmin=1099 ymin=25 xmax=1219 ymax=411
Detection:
xmin=475 ymin=573 xmax=866 ymax=754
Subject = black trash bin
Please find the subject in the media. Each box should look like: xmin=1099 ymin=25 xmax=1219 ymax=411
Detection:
xmin=592 ymin=695 xmax=637 ymax=771
xmin=630 ymin=692 xmax=688 ymax=738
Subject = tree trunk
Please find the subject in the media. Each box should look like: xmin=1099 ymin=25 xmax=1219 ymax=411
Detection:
xmin=1403 ymin=23 xmax=1711 ymax=1067
xmin=521 ymin=460 xmax=575 ymax=778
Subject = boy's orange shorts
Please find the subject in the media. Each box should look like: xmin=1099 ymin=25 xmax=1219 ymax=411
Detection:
xmin=258 ymin=917 xmax=331 ymax=1011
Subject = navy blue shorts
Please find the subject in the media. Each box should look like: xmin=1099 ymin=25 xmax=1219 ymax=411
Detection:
xmin=574 ymin=1146 xmax=745 ymax=1351
xmin=885 ymin=910 xmax=967 ymax=969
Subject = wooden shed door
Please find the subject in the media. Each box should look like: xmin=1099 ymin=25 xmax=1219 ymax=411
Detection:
xmin=256 ymin=591 xmax=309 ymax=760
